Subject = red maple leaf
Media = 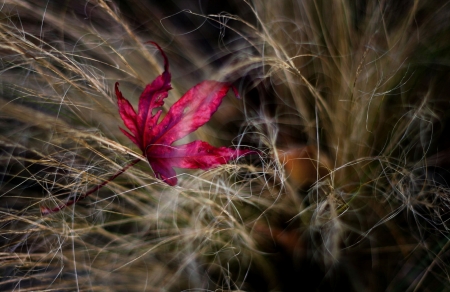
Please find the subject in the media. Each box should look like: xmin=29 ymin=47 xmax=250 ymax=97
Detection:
xmin=41 ymin=42 xmax=255 ymax=215
xmin=115 ymin=42 xmax=255 ymax=185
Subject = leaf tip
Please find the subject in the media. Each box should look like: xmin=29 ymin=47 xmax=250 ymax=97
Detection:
xmin=158 ymin=173 xmax=177 ymax=186
xmin=231 ymin=86 xmax=241 ymax=99
xmin=115 ymin=82 xmax=122 ymax=97
xmin=146 ymin=41 xmax=169 ymax=73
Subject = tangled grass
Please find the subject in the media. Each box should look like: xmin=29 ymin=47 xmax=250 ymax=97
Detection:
xmin=1 ymin=0 xmax=450 ymax=291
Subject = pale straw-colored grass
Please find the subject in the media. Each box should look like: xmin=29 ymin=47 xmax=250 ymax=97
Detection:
xmin=1 ymin=1 xmax=450 ymax=291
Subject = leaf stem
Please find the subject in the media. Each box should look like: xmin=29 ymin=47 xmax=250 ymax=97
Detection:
xmin=41 ymin=158 xmax=141 ymax=215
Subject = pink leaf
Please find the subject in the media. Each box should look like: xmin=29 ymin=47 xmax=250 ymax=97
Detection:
xmin=146 ymin=140 xmax=255 ymax=186
xmin=115 ymin=82 xmax=139 ymax=146
xmin=149 ymin=80 xmax=236 ymax=146
xmin=115 ymin=42 xmax=257 ymax=185
xmin=42 ymin=41 xmax=257 ymax=215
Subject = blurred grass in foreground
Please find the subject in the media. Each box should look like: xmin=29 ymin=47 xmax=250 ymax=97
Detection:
xmin=1 ymin=0 xmax=450 ymax=291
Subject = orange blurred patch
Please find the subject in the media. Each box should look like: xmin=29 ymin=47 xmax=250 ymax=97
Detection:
xmin=279 ymin=145 xmax=330 ymax=189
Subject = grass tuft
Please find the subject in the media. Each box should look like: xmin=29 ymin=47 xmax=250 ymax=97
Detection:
xmin=1 ymin=1 xmax=450 ymax=291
